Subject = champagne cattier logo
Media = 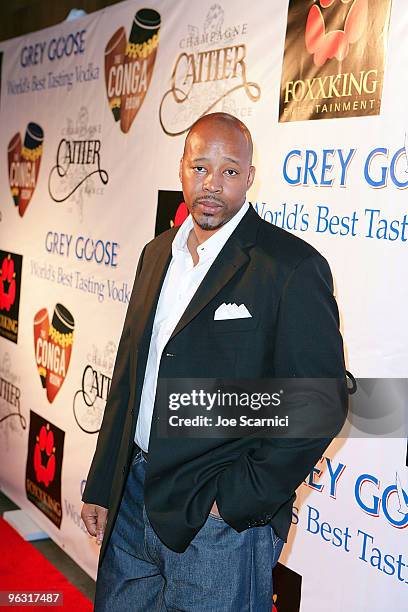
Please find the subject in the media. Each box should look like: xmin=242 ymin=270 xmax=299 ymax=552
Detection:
xmin=279 ymin=0 xmax=392 ymax=122
xmin=0 ymin=353 xmax=26 ymax=438
xmin=159 ymin=4 xmax=260 ymax=136
xmin=0 ymin=251 xmax=23 ymax=344
xmin=72 ymin=342 xmax=116 ymax=434
xmin=8 ymin=122 xmax=44 ymax=216
xmin=25 ymin=411 xmax=65 ymax=528
xmin=33 ymin=303 xmax=75 ymax=403
xmin=48 ymin=107 xmax=109 ymax=210
xmin=105 ymin=8 xmax=161 ymax=133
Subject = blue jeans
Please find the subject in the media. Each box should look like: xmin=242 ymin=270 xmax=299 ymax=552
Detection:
xmin=94 ymin=450 xmax=284 ymax=612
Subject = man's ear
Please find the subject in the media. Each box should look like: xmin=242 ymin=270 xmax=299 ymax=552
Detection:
xmin=247 ymin=165 xmax=256 ymax=190
xmin=179 ymin=158 xmax=183 ymax=183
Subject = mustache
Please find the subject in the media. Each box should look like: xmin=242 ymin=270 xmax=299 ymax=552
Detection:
xmin=193 ymin=195 xmax=224 ymax=207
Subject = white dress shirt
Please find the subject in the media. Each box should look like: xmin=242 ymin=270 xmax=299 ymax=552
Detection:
xmin=134 ymin=201 xmax=249 ymax=451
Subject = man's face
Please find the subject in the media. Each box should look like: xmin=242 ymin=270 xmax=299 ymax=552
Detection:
xmin=179 ymin=121 xmax=255 ymax=233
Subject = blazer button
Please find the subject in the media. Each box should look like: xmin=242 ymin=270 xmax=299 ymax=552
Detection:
xmin=165 ymin=352 xmax=175 ymax=357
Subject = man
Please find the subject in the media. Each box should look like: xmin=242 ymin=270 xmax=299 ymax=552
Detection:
xmin=82 ymin=113 xmax=347 ymax=611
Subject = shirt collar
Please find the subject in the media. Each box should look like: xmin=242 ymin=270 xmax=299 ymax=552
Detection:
xmin=172 ymin=200 xmax=249 ymax=263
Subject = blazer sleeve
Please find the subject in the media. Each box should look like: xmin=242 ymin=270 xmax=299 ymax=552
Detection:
xmin=214 ymin=253 xmax=348 ymax=533
xmin=81 ymin=245 xmax=146 ymax=508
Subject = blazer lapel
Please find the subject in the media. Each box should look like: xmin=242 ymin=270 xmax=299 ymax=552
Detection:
xmin=131 ymin=230 xmax=175 ymax=345
xmin=170 ymin=205 xmax=260 ymax=340
xmin=129 ymin=230 xmax=175 ymax=417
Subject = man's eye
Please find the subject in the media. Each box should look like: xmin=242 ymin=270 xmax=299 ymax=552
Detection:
xmin=194 ymin=166 xmax=206 ymax=173
xmin=225 ymin=169 xmax=238 ymax=176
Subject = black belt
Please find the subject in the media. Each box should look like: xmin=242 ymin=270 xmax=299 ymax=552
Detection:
xmin=141 ymin=449 xmax=149 ymax=461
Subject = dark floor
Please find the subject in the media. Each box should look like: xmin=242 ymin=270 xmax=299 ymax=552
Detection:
xmin=0 ymin=490 xmax=95 ymax=604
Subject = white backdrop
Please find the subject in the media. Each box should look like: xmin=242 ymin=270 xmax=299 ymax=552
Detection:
xmin=0 ymin=1 xmax=407 ymax=610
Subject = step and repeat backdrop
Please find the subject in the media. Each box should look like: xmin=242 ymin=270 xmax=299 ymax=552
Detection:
xmin=0 ymin=0 xmax=407 ymax=609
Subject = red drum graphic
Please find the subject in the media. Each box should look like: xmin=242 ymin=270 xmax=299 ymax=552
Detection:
xmin=45 ymin=304 xmax=75 ymax=403
xmin=305 ymin=0 xmax=368 ymax=67
xmin=34 ymin=308 xmax=50 ymax=389
xmin=19 ymin=122 xmax=44 ymax=217
xmin=105 ymin=26 xmax=127 ymax=122
xmin=120 ymin=9 xmax=161 ymax=133
xmin=8 ymin=132 xmax=22 ymax=207
xmin=34 ymin=424 xmax=56 ymax=487
xmin=0 ymin=254 xmax=16 ymax=311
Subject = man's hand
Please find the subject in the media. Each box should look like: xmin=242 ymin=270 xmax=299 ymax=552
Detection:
xmin=81 ymin=503 xmax=108 ymax=545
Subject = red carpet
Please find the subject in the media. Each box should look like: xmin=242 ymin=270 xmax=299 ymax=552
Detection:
xmin=0 ymin=517 xmax=93 ymax=611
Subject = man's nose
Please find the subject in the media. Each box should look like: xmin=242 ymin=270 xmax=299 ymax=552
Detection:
xmin=203 ymin=172 xmax=222 ymax=192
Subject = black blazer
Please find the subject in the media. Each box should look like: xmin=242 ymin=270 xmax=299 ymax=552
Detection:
xmin=82 ymin=205 xmax=347 ymax=562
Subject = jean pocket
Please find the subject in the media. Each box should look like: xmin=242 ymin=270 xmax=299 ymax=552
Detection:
xmin=270 ymin=527 xmax=284 ymax=566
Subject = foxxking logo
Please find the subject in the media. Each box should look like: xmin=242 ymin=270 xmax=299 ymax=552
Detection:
xmin=279 ymin=0 xmax=392 ymax=121
xmin=0 ymin=251 xmax=23 ymax=344
xmin=155 ymin=190 xmax=188 ymax=237
xmin=26 ymin=411 xmax=65 ymax=528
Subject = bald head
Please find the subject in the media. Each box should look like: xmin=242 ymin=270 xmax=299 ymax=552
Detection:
xmin=179 ymin=111 xmax=256 ymax=238
xmin=184 ymin=112 xmax=253 ymax=164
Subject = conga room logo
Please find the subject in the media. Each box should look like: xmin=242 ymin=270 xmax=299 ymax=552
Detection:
xmin=8 ymin=122 xmax=44 ymax=216
xmin=279 ymin=0 xmax=392 ymax=122
xmin=33 ymin=303 xmax=75 ymax=403
xmin=104 ymin=8 xmax=161 ymax=133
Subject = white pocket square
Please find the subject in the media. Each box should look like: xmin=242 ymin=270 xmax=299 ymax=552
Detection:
xmin=214 ymin=303 xmax=252 ymax=320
